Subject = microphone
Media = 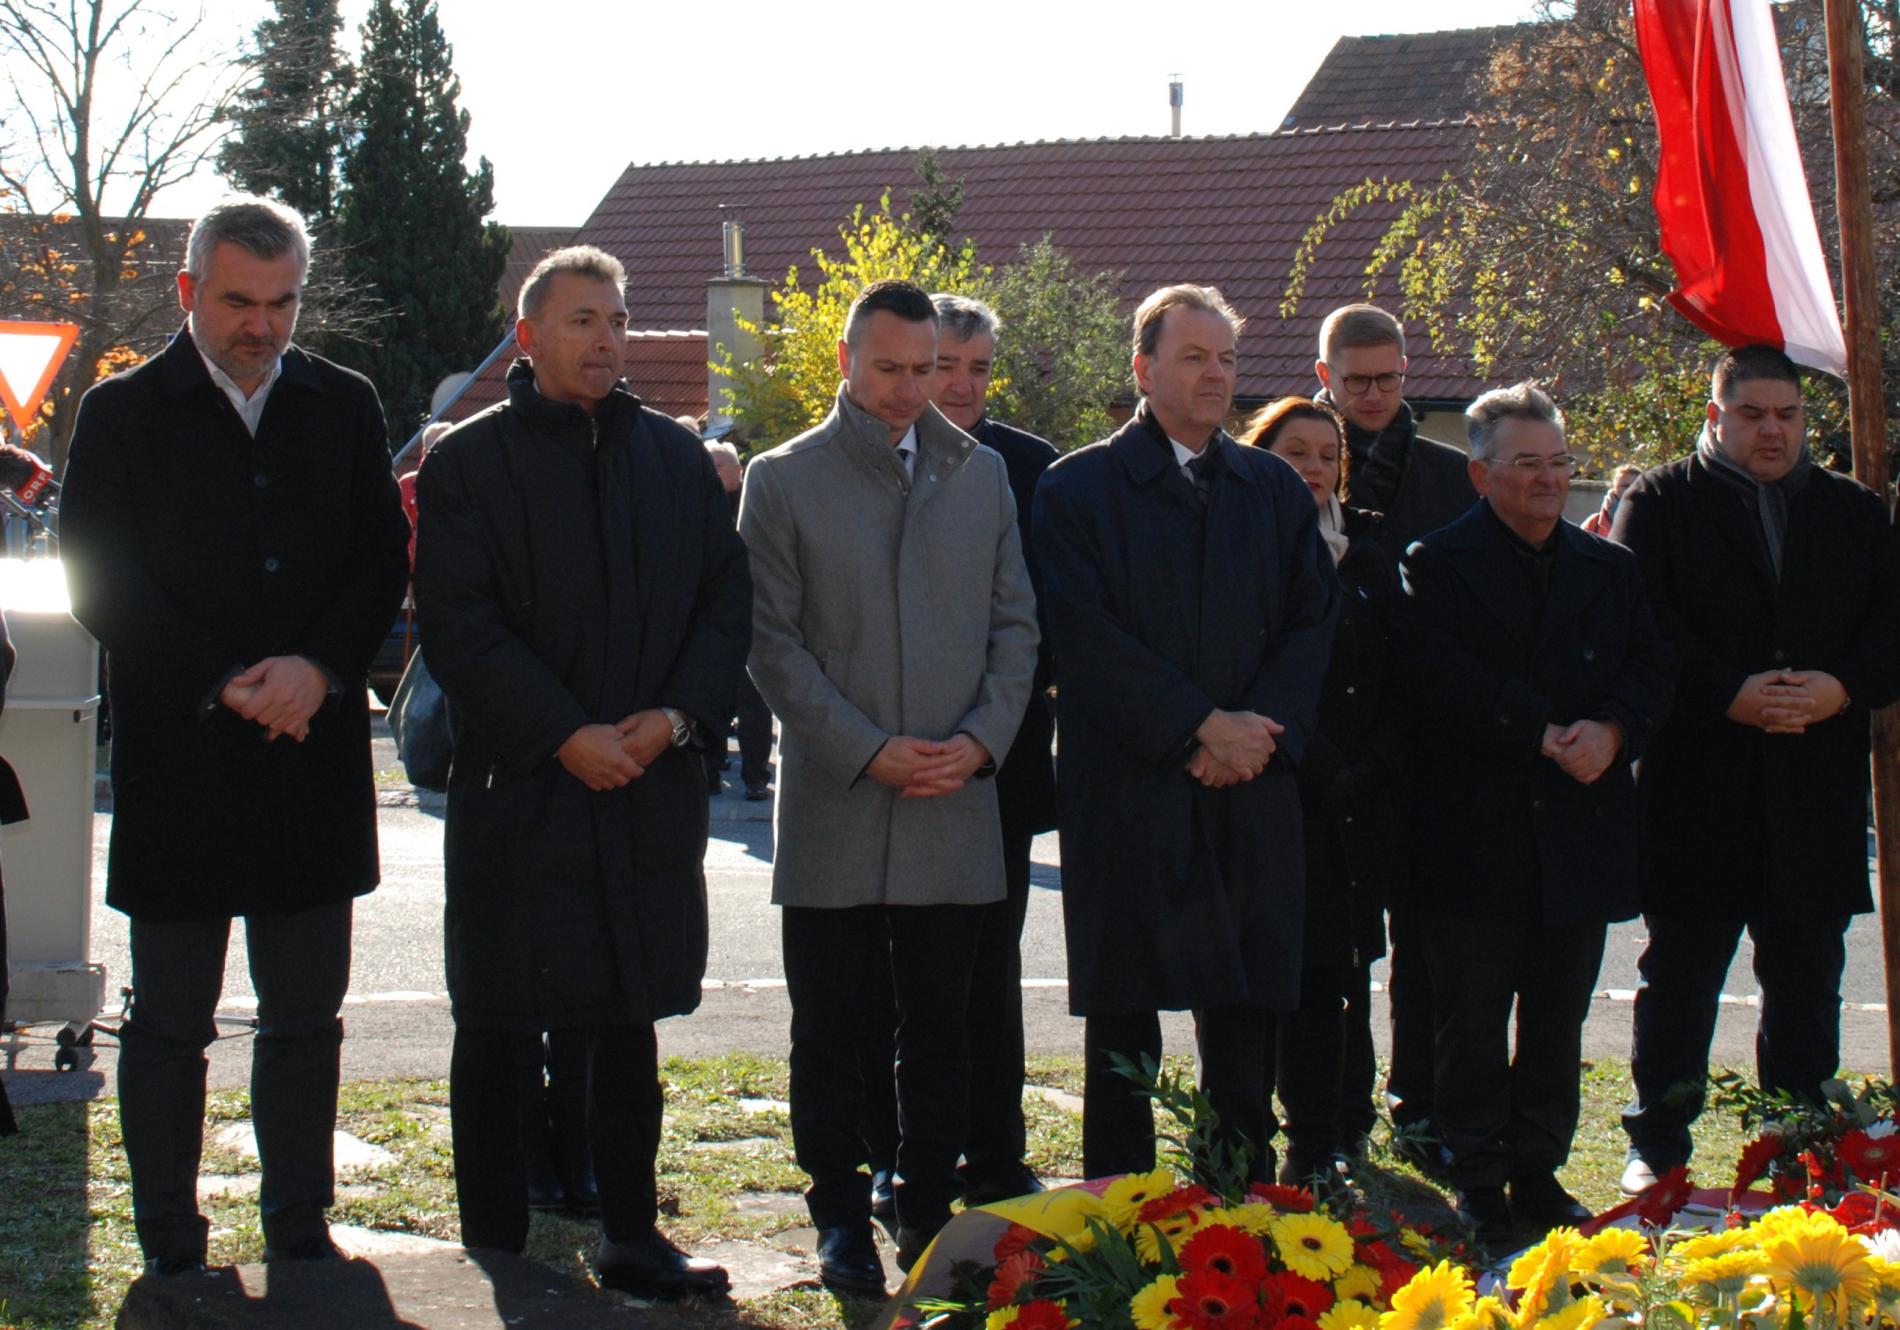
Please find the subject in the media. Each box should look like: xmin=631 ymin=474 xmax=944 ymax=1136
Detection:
xmin=0 ymin=444 xmax=54 ymax=506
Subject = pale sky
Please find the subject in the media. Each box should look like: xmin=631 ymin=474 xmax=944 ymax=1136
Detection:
xmin=137 ymin=0 xmax=1547 ymax=227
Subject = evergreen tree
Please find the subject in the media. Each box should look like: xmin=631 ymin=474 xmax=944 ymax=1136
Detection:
xmin=217 ymin=0 xmax=353 ymax=227
xmin=334 ymin=0 xmax=508 ymax=446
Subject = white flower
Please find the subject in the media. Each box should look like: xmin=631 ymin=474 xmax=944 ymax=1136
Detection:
xmin=1857 ymin=1229 xmax=1900 ymax=1262
xmin=1866 ymin=1120 xmax=1898 ymax=1140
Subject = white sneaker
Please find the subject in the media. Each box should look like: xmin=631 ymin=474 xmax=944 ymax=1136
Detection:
xmin=1619 ymin=1157 xmax=1660 ymax=1197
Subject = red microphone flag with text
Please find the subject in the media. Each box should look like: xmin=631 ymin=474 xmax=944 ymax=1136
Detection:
xmin=1632 ymin=0 xmax=1847 ymax=373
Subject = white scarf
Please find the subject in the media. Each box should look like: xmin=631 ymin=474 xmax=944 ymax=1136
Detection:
xmin=1318 ymin=493 xmax=1350 ymax=565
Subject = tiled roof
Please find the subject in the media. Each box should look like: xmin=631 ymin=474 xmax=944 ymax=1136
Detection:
xmin=1282 ymin=25 xmax=1530 ymax=129
xmin=573 ymin=124 xmax=1486 ymax=404
xmin=440 ymin=330 xmax=712 ymax=423
xmin=497 ymin=226 xmax=579 ymax=315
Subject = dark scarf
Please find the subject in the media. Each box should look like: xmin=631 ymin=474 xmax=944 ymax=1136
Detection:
xmin=1315 ymin=390 xmax=1413 ymax=515
xmin=1695 ymin=426 xmax=1813 ymax=583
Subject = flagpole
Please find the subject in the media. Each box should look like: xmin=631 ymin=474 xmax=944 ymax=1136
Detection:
xmin=1822 ymin=0 xmax=1900 ymax=1075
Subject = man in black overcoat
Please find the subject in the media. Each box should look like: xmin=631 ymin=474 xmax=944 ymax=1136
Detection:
xmin=0 ymin=609 xmax=26 ymax=1138
xmin=59 ymin=198 xmax=410 ymax=1274
xmin=414 ymin=246 xmax=751 ymax=1299
xmin=1034 ymin=285 xmax=1338 ymax=1180
xmin=1612 ymin=345 xmax=1900 ymax=1194
xmin=1312 ymin=303 xmax=1475 ymax=1171
xmin=1398 ymin=383 xmax=1675 ymax=1250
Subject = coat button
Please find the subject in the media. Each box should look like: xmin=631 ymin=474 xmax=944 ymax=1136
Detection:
xmin=1773 ymin=649 xmax=1788 ymax=664
xmin=1497 ymin=715 xmax=1509 ymax=725
xmin=1345 ymin=685 xmax=1357 ymax=696
xmin=1582 ymin=647 xmax=1595 ymax=661
xmin=254 ymin=473 xmax=269 ymax=488
xmin=263 ymin=557 xmax=280 ymax=572
xmin=1532 ymin=799 xmax=1543 ymax=811
xmin=1344 ymin=814 xmax=1354 ymax=825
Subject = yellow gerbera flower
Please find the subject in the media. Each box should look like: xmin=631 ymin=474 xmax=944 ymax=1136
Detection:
xmin=1758 ymin=1209 xmax=1877 ymax=1320
xmin=1532 ymin=1294 xmax=1606 ymax=1330
xmin=1204 ymin=1203 xmax=1278 ymax=1236
xmin=1453 ymin=1294 xmax=1512 ymax=1330
xmin=1131 ymin=1275 xmax=1183 ymax=1330
xmin=1509 ymin=1228 xmax=1582 ymax=1327
xmin=1102 ymin=1169 xmax=1184 ymax=1231
xmin=1134 ymin=1210 xmax=1202 ymax=1264
xmin=988 ymin=1309 xmax=1022 ymax=1330
xmin=1681 ymin=1248 xmax=1768 ymax=1298
xmin=1322 ymin=1299 xmax=1383 ymax=1330
xmin=1272 ymin=1211 xmax=1356 ymax=1281
xmin=1381 ymin=1260 xmax=1475 ymax=1330
xmin=1571 ymin=1229 xmax=1649 ymax=1283
xmin=1337 ymin=1263 xmax=1384 ymax=1304
xmin=1671 ymin=1229 xmax=1757 ymax=1263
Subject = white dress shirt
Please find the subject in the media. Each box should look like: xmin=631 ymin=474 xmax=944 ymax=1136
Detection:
xmin=196 ymin=343 xmax=283 ymax=437
xmin=895 ymin=424 xmax=919 ymax=478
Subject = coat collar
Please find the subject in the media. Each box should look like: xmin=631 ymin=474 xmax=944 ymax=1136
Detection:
xmin=1108 ymin=401 xmax=1256 ymax=492
xmin=1435 ymin=501 xmax=1613 ymax=650
xmin=503 ymin=357 xmax=641 ymax=432
xmin=158 ymin=322 xmax=323 ymax=399
xmin=828 ymin=385 xmax=976 ymax=492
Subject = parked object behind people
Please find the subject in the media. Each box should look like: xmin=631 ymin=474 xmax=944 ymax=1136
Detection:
xmin=59 ymin=196 xmax=411 ymax=1275
xmin=1397 ymin=382 xmax=1676 ymax=1252
xmin=1612 ymin=344 xmax=1900 ymax=1197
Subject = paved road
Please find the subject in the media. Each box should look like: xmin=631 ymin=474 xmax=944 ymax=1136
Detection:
xmin=7 ymin=787 xmax=1892 ymax=1105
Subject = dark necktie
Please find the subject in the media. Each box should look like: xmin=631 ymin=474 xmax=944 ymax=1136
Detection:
xmin=1185 ymin=453 xmax=1213 ymax=509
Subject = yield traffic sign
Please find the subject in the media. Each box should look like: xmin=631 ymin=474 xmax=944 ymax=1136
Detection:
xmin=0 ymin=320 xmax=80 ymax=429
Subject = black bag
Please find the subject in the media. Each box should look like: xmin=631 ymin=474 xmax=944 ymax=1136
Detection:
xmin=389 ymin=648 xmax=453 ymax=792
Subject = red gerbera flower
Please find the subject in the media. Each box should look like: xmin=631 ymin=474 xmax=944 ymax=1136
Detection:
xmin=1141 ymin=1185 xmax=1218 ymax=1223
xmin=1247 ymin=1183 xmax=1315 ymax=1213
xmin=1635 ymin=1165 xmax=1694 ymax=1227
xmin=1176 ymin=1269 xmax=1268 ymax=1330
xmin=987 ymin=1250 xmax=1045 ymax=1309
xmin=1180 ymin=1225 xmax=1270 ymax=1282
xmin=994 ymin=1223 xmax=1041 ymax=1263
xmin=1013 ymin=1299 xmax=1075 ymax=1330
xmin=1732 ymin=1135 xmax=1783 ymax=1196
xmin=1260 ymin=1272 xmax=1335 ymax=1322
xmin=1840 ymin=1129 xmax=1900 ymax=1187
xmin=1275 ymin=1318 xmax=1323 ymax=1330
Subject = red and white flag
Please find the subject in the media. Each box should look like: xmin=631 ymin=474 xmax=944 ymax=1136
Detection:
xmin=1632 ymin=0 xmax=1847 ymax=375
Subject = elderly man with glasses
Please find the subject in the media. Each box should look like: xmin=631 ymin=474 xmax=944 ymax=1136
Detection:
xmin=1395 ymin=382 xmax=1676 ymax=1252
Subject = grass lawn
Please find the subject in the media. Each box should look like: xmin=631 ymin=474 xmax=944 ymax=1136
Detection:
xmin=0 ymin=1054 xmax=1765 ymax=1329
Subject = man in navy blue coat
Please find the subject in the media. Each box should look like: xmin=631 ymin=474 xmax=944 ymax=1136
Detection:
xmin=1034 ymin=285 xmax=1338 ymax=1181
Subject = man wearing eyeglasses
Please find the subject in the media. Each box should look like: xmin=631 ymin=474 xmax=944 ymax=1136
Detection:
xmin=1312 ymin=304 xmax=1476 ymax=1178
xmin=1396 ymin=383 xmax=1675 ymax=1251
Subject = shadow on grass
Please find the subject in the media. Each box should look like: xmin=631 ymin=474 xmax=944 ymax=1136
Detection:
xmin=0 ymin=1098 xmax=94 ymax=1327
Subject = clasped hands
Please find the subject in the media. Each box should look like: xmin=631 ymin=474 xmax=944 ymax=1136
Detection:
xmin=557 ymin=710 xmax=678 ymax=791
xmin=219 ymin=656 xmax=329 ymax=742
xmin=1540 ymin=718 xmax=1623 ymax=785
xmin=868 ymin=734 xmax=991 ymax=798
xmin=1727 ymin=668 xmax=1847 ymax=735
xmin=1186 ymin=709 xmax=1283 ymax=788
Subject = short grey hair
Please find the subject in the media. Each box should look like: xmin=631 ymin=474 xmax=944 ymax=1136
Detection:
xmin=704 ymin=440 xmax=739 ymax=465
xmin=519 ymin=245 xmax=626 ymax=320
xmin=931 ymin=293 xmax=1001 ymax=345
xmin=1465 ymin=381 xmax=1565 ymax=460
xmin=185 ymin=196 xmax=310 ymax=282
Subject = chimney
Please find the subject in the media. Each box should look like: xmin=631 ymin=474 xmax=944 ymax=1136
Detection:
xmin=1169 ymin=76 xmax=1184 ymax=137
xmin=706 ymin=206 xmax=769 ymax=438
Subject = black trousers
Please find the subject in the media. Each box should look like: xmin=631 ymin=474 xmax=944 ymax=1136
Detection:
xmin=450 ymin=1021 xmax=662 ymax=1252
xmin=784 ymin=903 xmax=982 ymax=1234
xmin=1083 ymin=1005 xmax=1276 ymax=1183
xmin=733 ymin=676 xmax=774 ymax=788
xmin=1385 ymin=908 xmax=1436 ymax=1129
xmin=0 ymin=873 xmax=15 ymax=1137
xmin=1341 ymin=962 xmax=1378 ymax=1147
xmin=1271 ymin=960 xmax=1368 ymax=1174
xmin=118 ymin=900 xmax=352 ymax=1262
xmin=1419 ymin=912 xmax=1606 ymax=1191
xmin=1622 ymin=911 xmax=1849 ymax=1169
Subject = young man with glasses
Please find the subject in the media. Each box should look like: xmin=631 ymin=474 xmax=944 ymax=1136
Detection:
xmin=1312 ymin=304 xmax=1477 ymax=1178
xmin=1395 ymin=382 xmax=1675 ymax=1251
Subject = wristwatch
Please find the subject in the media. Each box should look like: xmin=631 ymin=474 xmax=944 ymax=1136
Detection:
xmin=662 ymin=707 xmax=692 ymax=747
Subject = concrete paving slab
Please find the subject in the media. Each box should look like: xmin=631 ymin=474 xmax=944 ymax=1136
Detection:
xmin=727 ymin=1191 xmax=806 ymax=1220
xmin=208 ymin=1123 xmax=396 ymax=1173
xmin=1026 ymin=1084 xmax=1083 ymax=1115
xmin=115 ymin=1249 xmax=669 ymax=1329
xmin=691 ymin=1238 xmax=814 ymax=1299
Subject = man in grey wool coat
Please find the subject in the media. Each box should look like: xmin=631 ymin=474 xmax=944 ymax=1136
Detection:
xmin=739 ymin=278 xmax=1039 ymax=1292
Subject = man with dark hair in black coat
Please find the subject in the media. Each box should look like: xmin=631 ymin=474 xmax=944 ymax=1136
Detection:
xmin=60 ymin=196 xmax=411 ymax=1275
xmin=1312 ymin=302 xmax=1476 ymax=1173
xmin=415 ymin=245 xmax=751 ymax=1300
xmin=1399 ymin=383 xmax=1674 ymax=1251
xmin=1613 ymin=345 xmax=1900 ymax=1196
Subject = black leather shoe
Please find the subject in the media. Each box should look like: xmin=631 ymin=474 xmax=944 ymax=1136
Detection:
xmin=1454 ymin=1186 xmax=1517 ymax=1252
xmin=143 ymin=1254 xmax=208 ymax=1278
xmin=263 ymin=1234 xmax=342 ymax=1261
xmin=962 ymin=1166 xmax=1045 ymax=1207
xmin=595 ymin=1228 xmax=731 ymax=1300
xmin=870 ymin=1168 xmax=896 ymax=1221
xmin=744 ymin=782 xmax=770 ymax=801
xmin=816 ymin=1223 xmax=886 ymax=1295
xmin=894 ymin=1223 xmax=942 ymax=1273
xmin=1511 ymin=1172 xmax=1594 ymax=1228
